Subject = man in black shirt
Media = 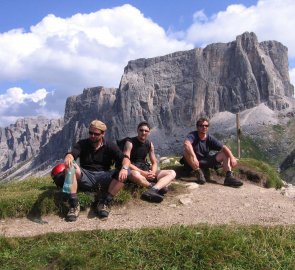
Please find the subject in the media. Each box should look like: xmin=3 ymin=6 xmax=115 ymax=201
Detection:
xmin=182 ymin=117 xmax=243 ymax=187
xmin=64 ymin=120 xmax=129 ymax=221
xmin=123 ymin=121 xmax=176 ymax=203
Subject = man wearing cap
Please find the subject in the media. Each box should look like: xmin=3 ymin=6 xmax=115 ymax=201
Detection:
xmin=63 ymin=119 xmax=130 ymax=222
xmin=182 ymin=117 xmax=243 ymax=187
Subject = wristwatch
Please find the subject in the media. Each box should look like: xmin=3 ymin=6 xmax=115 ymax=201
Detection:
xmin=122 ymin=166 xmax=129 ymax=170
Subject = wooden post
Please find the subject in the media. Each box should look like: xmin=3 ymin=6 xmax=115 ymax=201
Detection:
xmin=236 ymin=113 xmax=241 ymax=159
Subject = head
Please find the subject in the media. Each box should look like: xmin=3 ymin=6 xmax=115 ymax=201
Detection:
xmin=137 ymin=121 xmax=151 ymax=142
xmin=196 ymin=117 xmax=210 ymax=134
xmin=88 ymin=120 xmax=107 ymax=143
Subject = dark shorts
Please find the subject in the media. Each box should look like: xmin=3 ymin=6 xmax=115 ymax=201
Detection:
xmin=133 ymin=161 xmax=151 ymax=171
xmin=78 ymin=168 xmax=115 ymax=192
xmin=181 ymin=153 xmax=221 ymax=171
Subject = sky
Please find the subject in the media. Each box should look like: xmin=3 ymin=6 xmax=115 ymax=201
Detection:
xmin=0 ymin=0 xmax=295 ymax=127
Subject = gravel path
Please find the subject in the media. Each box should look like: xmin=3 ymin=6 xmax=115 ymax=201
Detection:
xmin=1 ymin=180 xmax=295 ymax=238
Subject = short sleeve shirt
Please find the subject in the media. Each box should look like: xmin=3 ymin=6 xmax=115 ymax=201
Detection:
xmin=185 ymin=131 xmax=223 ymax=160
xmin=69 ymin=138 xmax=124 ymax=171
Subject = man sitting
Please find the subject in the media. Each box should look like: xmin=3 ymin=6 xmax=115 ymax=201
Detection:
xmin=182 ymin=117 xmax=243 ymax=187
xmin=123 ymin=121 xmax=176 ymax=203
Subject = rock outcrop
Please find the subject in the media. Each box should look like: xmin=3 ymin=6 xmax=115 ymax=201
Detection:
xmin=1 ymin=32 xmax=294 ymax=181
xmin=0 ymin=117 xmax=63 ymax=178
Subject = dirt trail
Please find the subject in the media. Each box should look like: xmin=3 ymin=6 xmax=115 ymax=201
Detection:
xmin=1 ymin=180 xmax=295 ymax=238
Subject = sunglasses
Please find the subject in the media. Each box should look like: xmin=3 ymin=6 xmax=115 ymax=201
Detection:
xmin=89 ymin=131 xmax=102 ymax=136
xmin=198 ymin=124 xmax=209 ymax=128
xmin=139 ymin=129 xmax=150 ymax=133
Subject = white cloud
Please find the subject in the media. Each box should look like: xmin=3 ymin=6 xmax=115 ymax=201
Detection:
xmin=0 ymin=4 xmax=192 ymax=90
xmin=185 ymin=0 xmax=295 ymax=58
xmin=0 ymin=87 xmax=50 ymax=126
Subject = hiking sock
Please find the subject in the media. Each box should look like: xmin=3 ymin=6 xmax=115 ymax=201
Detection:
xmin=103 ymin=193 xmax=114 ymax=204
xmin=69 ymin=193 xmax=79 ymax=207
xmin=149 ymin=182 xmax=155 ymax=188
xmin=151 ymin=186 xmax=159 ymax=192
xmin=226 ymin=171 xmax=233 ymax=178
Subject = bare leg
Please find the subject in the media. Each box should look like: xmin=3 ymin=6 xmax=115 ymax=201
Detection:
xmin=129 ymin=170 xmax=151 ymax=188
xmin=154 ymin=170 xmax=176 ymax=189
xmin=107 ymin=179 xmax=125 ymax=196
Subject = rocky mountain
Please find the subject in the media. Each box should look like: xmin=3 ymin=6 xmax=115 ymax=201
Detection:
xmin=1 ymin=32 xmax=294 ymax=182
xmin=0 ymin=117 xmax=63 ymax=180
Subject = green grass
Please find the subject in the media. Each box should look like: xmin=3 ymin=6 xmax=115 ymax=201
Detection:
xmin=1 ymin=225 xmax=295 ymax=269
xmin=238 ymin=158 xmax=283 ymax=188
xmin=0 ymin=176 xmax=134 ymax=219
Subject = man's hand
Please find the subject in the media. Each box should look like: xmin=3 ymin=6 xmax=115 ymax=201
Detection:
xmin=118 ymin=169 xmax=128 ymax=182
xmin=146 ymin=170 xmax=156 ymax=181
xmin=230 ymin=156 xmax=238 ymax=168
xmin=64 ymin=154 xmax=74 ymax=168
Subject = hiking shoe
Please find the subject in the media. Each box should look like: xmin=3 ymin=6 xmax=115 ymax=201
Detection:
xmin=202 ymin=168 xmax=211 ymax=181
xmin=224 ymin=175 xmax=243 ymax=187
xmin=141 ymin=188 xmax=164 ymax=203
xmin=158 ymin=186 xmax=169 ymax=196
xmin=66 ymin=203 xmax=80 ymax=222
xmin=193 ymin=168 xmax=206 ymax=184
xmin=96 ymin=201 xmax=110 ymax=220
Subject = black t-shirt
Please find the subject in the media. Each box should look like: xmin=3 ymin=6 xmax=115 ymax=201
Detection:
xmin=69 ymin=138 xmax=123 ymax=171
xmin=185 ymin=131 xmax=223 ymax=160
xmin=127 ymin=136 xmax=151 ymax=164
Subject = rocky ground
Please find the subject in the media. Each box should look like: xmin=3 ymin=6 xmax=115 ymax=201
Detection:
xmin=1 ymin=177 xmax=295 ymax=238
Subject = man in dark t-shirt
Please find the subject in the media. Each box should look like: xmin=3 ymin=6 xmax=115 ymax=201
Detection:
xmin=63 ymin=120 xmax=129 ymax=222
xmin=182 ymin=117 xmax=243 ymax=187
xmin=123 ymin=121 xmax=176 ymax=203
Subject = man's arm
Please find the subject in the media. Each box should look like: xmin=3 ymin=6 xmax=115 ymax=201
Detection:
xmin=149 ymin=142 xmax=157 ymax=174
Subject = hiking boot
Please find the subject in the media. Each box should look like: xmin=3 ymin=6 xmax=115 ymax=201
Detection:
xmin=202 ymin=168 xmax=211 ymax=181
xmin=193 ymin=168 xmax=206 ymax=184
xmin=66 ymin=203 xmax=80 ymax=222
xmin=224 ymin=175 xmax=243 ymax=188
xmin=96 ymin=201 xmax=110 ymax=220
xmin=158 ymin=186 xmax=169 ymax=196
xmin=141 ymin=188 xmax=164 ymax=203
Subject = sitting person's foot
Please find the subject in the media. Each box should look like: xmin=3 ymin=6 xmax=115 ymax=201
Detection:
xmin=66 ymin=202 xmax=80 ymax=222
xmin=224 ymin=173 xmax=243 ymax=187
xmin=141 ymin=188 xmax=164 ymax=203
xmin=158 ymin=186 xmax=169 ymax=195
xmin=96 ymin=200 xmax=110 ymax=220
xmin=192 ymin=168 xmax=206 ymax=184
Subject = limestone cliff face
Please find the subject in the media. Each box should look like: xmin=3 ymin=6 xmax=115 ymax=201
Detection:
xmin=0 ymin=117 xmax=63 ymax=174
xmin=1 ymin=32 xmax=294 ymax=181
xmin=111 ymin=32 xmax=293 ymax=140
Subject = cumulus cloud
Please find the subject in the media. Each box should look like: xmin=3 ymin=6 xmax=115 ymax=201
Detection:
xmin=0 ymin=4 xmax=192 ymax=90
xmin=185 ymin=0 xmax=295 ymax=58
xmin=0 ymin=87 xmax=50 ymax=126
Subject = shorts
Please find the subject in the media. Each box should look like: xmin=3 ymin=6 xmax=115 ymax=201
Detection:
xmin=133 ymin=161 xmax=151 ymax=171
xmin=78 ymin=168 xmax=115 ymax=192
xmin=181 ymin=153 xmax=221 ymax=171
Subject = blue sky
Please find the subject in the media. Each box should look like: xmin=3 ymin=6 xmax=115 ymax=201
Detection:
xmin=0 ymin=0 xmax=294 ymax=127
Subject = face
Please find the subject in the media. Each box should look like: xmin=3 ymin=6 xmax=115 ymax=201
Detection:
xmin=88 ymin=127 xmax=104 ymax=143
xmin=137 ymin=125 xmax=150 ymax=141
xmin=197 ymin=121 xmax=209 ymax=134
